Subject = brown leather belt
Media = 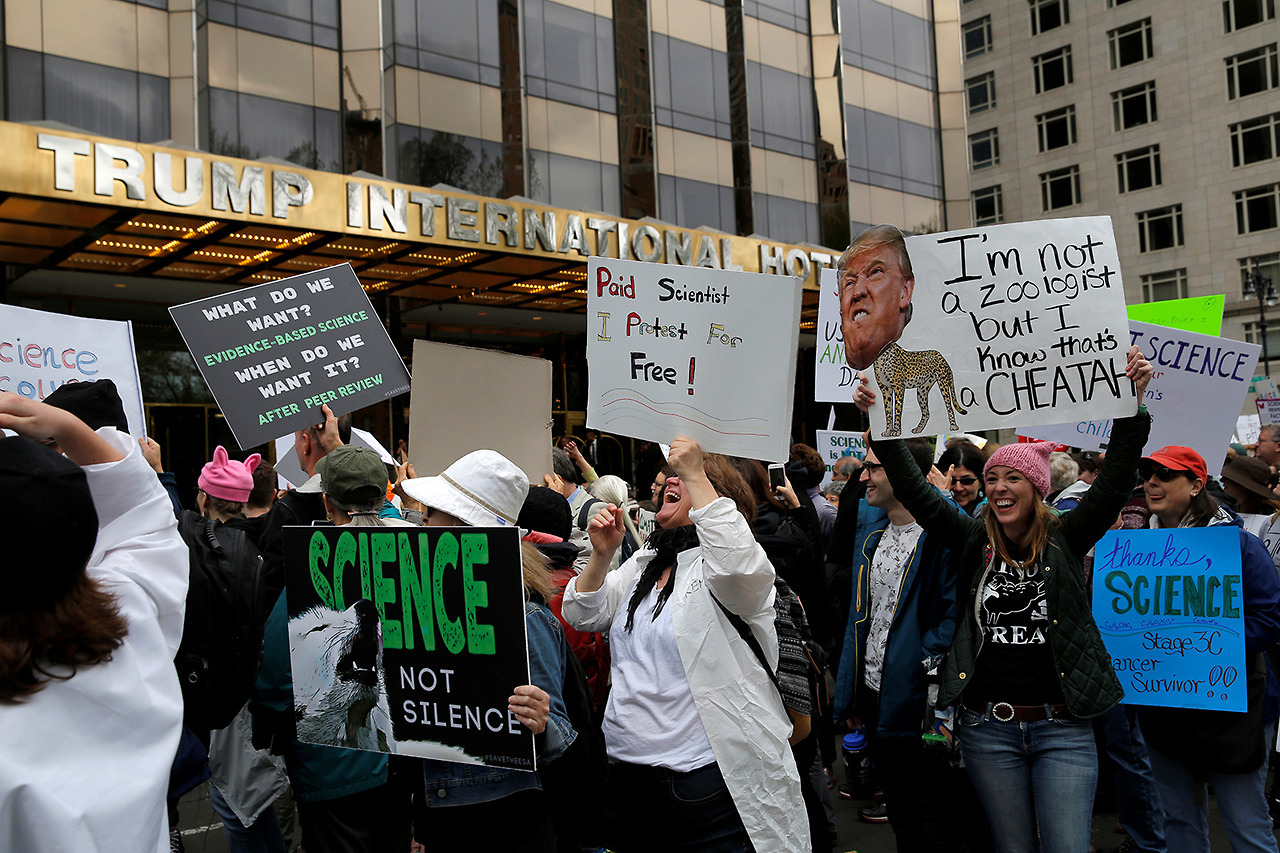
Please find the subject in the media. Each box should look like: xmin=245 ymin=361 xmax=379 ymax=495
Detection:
xmin=968 ymin=701 xmax=1072 ymax=722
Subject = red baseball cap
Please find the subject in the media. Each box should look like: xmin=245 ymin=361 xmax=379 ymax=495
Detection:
xmin=1140 ymin=446 xmax=1207 ymax=483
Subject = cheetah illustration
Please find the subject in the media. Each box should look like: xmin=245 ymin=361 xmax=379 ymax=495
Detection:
xmin=872 ymin=342 xmax=967 ymax=436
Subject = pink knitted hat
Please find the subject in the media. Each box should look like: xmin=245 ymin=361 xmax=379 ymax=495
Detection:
xmin=983 ymin=441 xmax=1055 ymax=497
xmin=199 ymin=446 xmax=261 ymax=502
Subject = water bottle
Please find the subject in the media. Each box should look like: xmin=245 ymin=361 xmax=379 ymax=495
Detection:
xmin=842 ymin=730 xmax=875 ymax=799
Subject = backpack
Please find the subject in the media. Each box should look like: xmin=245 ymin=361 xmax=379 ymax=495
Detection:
xmin=538 ymin=629 xmax=610 ymax=849
xmin=176 ymin=511 xmax=269 ymax=733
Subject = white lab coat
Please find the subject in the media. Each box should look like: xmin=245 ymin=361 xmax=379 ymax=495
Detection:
xmin=0 ymin=429 xmax=188 ymax=852
xmin=563 ymin=497 xmax=810 ymax=853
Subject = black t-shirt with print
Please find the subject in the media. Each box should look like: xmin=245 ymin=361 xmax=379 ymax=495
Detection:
xmin=967 ymin=559 xmax=1064 ymax=706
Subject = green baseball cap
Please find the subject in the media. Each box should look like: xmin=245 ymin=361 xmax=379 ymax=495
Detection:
xmin=316 ymin=445 xmax=388 ymax=506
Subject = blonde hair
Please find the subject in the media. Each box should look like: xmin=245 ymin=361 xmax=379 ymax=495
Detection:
xmin=520 ymin=541 xmax=557 ymax=605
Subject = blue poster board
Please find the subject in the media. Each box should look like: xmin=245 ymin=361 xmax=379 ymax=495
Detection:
xmin=1092 ymin=527 xmax=1246 ymax=712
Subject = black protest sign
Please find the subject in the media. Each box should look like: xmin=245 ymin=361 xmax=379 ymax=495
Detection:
xmin=283 ymin=525 xmax=534 ymax=769
xmin=169 ymin=264 xmax=411 ymax=448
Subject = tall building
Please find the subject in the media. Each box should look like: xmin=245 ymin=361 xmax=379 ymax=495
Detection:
xmin=0 ymin=0 xmax=965 ymax=468
xmin=958 ymin=0 xmax=1280 ymax=368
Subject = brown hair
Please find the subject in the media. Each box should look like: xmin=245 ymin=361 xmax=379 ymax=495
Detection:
xmin=789 ymin=443 xmax=826 ymax=481
xmin=0 ymin=573 xmax=128 ymax=703
xmin=983 ymin=498 xmax=1060 ymax=570
xmin=703 ymin=453 xmax=757 ymax=525
xmin=199 ymin=490 xmax=246 ymax=519
xmin=248 ymin=458 xmax=277 ymax=508
xmin=730 ymin=457 xmax=785 ymax=512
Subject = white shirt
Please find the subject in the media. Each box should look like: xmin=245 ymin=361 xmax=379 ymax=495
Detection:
xmin=603 ymin=585 xmax=716 ymax=771
xmin=864 ymin=521 xmax=923 ymax=692
xmin=0 ymin=430 xmax=189 ymax=853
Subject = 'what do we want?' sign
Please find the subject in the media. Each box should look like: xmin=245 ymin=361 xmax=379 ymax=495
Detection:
xmin=170 ymin=264 xmax=411 ymax=448
xmin=586 ymin=257 xmax=802 ymax=462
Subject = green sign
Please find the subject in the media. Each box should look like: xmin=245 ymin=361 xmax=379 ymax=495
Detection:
xmin=1127 ymin=295 xmax=1224 ymax=337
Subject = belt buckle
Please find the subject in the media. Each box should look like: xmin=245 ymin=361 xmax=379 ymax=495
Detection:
xmin=991 ymin=701 xmax=1016 ymax=722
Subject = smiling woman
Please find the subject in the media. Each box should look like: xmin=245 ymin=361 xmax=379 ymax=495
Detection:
xmin=854 ymin=344 xmax=1155 ymax=853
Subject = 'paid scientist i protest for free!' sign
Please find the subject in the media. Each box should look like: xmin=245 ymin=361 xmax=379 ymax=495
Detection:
xmin=283 ymin=525 xmax=535 ymax=769
xmin=169 ymin=263 xmax=411 ymax=449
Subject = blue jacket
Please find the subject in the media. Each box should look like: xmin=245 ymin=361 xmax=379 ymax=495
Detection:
xmin=422 ymin=599 xmax=575 ymax=807
xmin=833 ymin=499 xmax=958 ymax=740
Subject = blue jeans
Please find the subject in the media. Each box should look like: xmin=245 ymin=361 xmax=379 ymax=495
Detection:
xmin=958 ymin=706 xmax=1097 ymax=853
xmin=1146 ymin=727 xmax=1279 ymax=853
xmin=208 ymin=783 xmax=287 ymax=853
xmin=1098 ymin=705 xmax=1166 ymax=853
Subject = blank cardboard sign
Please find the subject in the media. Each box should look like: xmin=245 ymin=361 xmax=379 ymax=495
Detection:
xmin=407 ymin=340 xmax=553 ymax=485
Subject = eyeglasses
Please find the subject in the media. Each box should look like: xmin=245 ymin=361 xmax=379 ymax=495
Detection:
xmin=951 ymin=476 xmax=978 ymax=486
xmin=861 ymin=461 xmax=884 ymax=473
xmin=1139 ymin=466 xmax=1182 ymax=483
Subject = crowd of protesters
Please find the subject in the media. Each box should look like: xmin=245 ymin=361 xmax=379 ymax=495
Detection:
xmin=7 ymin=241 xmax=1280 ymax=853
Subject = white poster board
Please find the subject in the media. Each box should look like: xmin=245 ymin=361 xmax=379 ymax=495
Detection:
xmin=860 ymin=217 xmax=1136 ymax=438
xmin=815 ymin=267 xmax=861 ymax=401
xmin=586 ymin=258 xmax=802 ymax=462
xmin=0 ymin=304 xmax=146 ymax=436
xmin=274 ymin=426 xmax=395 ymax=490
xmin=407 ymin=340 xmax=553 ymax=485
xmin=1237 ymin=414 xmax=1262 ymax=446
xmin=1021 ymin=321 xmax=1260 ymax=475
xmin=815 ymin=429 xmax=866 ymax=486
xmin=1258 ymin=398 xmax=1280 ymax=428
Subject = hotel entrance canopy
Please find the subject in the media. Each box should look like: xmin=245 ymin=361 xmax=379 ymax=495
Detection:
xmin=0 ymin=121 xmax=833 ymax=336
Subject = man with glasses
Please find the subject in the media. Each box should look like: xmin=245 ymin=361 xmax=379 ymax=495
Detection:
xmin=832 ymin=440 xmax=963 ymax=849
xmin=1256 ymin=424 xmax=1280 ymax=471
xmin=839 ymin=224 xmax=916 ymax=372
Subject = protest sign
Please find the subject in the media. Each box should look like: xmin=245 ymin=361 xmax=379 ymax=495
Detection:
xmin=1258 ymin=398 xmax=1280 ymax=427
xmin=274 ymin=426 xmax=396 ymax=490
xmin=0 ymin=304 xmax=146 ymax=435
xmin=1237 ymin=414 xmax=1261 ymax=446
xmin=1250 ymin=375 xmax=1278 ymax=398
xmin=1020 ymin=321 xmax=1259 ymax=474
xmin=1126 ymin=295 xmax=1224 ymax=337
xmin=1093 ymin=527 xmax=1246 ymax=712
xmin=169 ymin=264 xmax=411 ymax=448
xmin=586 ymin=257 xmax=802 ymax=462
xmin=815 ymin=430 xmax=866 ymax=485
xmin=407 ymin=340 xmax=552 ymax=485
xmin=284 ymin=525 xmax=534 ymax=768
xmin=854 ymin=218 xmax=1134 ymax=439
xmin=815 ymin=267 xmax=861 ymax=401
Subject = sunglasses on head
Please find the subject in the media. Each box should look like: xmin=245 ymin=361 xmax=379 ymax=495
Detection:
xmin=951 ymin=476 xmax=978 ymax=486
xmin=1140 ymin=465 xmax=1184 ymax=483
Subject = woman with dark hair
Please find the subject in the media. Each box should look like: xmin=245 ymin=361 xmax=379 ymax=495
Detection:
xmin=0 ymin=393 xmax=188 ymax=851
xmin=853 ymin=346 xmax=1154 ymax=853
xmin=1135 ymin=446 xmax=1280 ymax=853
xmin=563 ymin=436 xmax=809 ymax=853
xmin=1220 ymin=455 xmax=1280 ymax=540
xmin=937 ymin=443 xmax=986 ymax=516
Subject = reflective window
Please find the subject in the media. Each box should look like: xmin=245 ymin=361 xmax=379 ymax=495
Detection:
xmin=1227 ymin=44 xmax=1280 ymax=100
xmin=846 ymin=106 xmax=943 ymax=199
xmin=748 ymin=62 xmax=816 ymax=158
xmin=658 ymin=176 xmax=736 ymax=234
xmin=1224 ymin=0 xmax=1276 ymax=32
xmin=1040 ymin=165 xmax=1081 ymax=210
xmin=963 ymin=16 xmax=993 ymax=58
xmin=389 ymin=0 xmax=500 ymax=87
xmin=5 ymin=48 xmax=169 ymax=142
xmin=971 ymin=186 xmax=1003 ymax=225
xmin=652 ymin=35 xmax=732 ymax=140
xmin=1036 ymin=105 xmax=1076 ymax=151
xmin=1033 ymin=47 xmax=1073 ymax=93
xmin=1239 ymin=254 xmax=1280 ymax=297
xmin=1232 ymin=113 xmax=1280 ymax=166
xmin=1140 ymin=270 xmax=1188 ymax=302
xmin=1236 ymin=184 xmax=1280 ymax=233
xmin=209 ymin=88 xmax=340 ymax=171
xmin=528 ymin=150 xmax=621 ymax=215
xmin=388 ymin=127 xmax=503 ymax=197
xmin=1137 ymin=205 xmax=1185 ymax=252
xmin=1116 ymin=145 xmax=1161 ymax=193
xmin=524 ymin=0 xmax=616 ymax=113
xmin=969 ymin=128 xmax=1000 ymax=170
xmin=1112 ymin=82 xmax=1157 ymax=129
xmin=753 ymin=193 xmax=819 ymax=245
xmin=840 ymin=0 xmax=937 ymax=90
xmin=1030 ymin=0 xmax=1069 ymax=35
xmin=746 ymin=0 xmax=809 ymax=31
xmin=120 ymin=0 xmax=166 ymax=6
xmin=1108 ymin=19 xmax=1153 ymax=69
xmin=207 ymin=0 xmax=339 ymax=49
xmin=966 ymin=72 xmax=996 ymax=114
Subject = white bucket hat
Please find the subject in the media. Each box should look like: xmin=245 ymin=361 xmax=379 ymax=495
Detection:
xmin=401 ymin=449 xmax=529 ymax=527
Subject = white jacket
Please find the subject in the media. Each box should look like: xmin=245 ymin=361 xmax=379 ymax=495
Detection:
xmin=0 ymin=430 xmax=189 ymax=853
xmin=563 ymin=497 xmax=810 ymax=853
